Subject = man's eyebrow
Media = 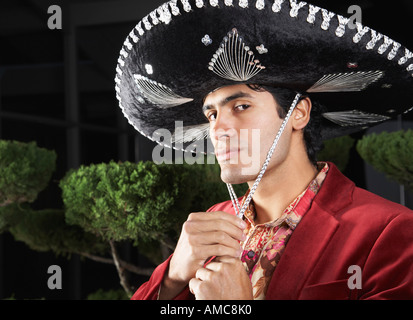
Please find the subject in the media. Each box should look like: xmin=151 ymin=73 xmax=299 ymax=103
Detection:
xmin=202 ymin=91 xmax=253 ymax=112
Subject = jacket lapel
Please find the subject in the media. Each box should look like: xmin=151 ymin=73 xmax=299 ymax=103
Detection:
xmin=266 ymin=163 xmax=354 ymax=299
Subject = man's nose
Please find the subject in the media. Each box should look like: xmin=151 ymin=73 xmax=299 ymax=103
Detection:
xmin=210 ymin=112 xmax=238 ymax=141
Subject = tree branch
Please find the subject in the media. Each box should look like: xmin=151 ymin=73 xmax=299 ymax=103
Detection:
xmin=78 ymin=252 xmax=155 ymax=277
xmin=110 ymin=241 xmax=133 ymax=296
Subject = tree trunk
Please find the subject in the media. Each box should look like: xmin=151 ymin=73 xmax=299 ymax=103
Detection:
xmin=109 ymin=240 xmax=133 ymax=297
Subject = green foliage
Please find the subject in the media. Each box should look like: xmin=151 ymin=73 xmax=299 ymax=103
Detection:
xmin=0 ymin=140 xmax=56 ymax=206
xmin=60 ymin=161 xmax=200 ymax=243
xmin=86 ymin=288 xmax=129 ymax=300
xmin=317 ymin=135 xmax=355 ymax=171
xmin=5 ymin=204 xmax=107 ymax=257
xmin=357 ymin=129 xmax=413 ymax=191
xmin=60 ymin=160 xmax=248 ymax=245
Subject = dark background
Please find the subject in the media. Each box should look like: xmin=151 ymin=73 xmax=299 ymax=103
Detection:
xmin=0 ymin=0 xmax=412 ymax=299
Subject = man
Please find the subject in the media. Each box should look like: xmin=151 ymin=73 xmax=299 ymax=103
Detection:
xmin=115 ymin=1 xmax=413 ymax=299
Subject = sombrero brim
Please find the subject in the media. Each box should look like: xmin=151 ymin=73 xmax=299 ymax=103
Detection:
xmin=115 ymin=0 xmax=413 ymax=154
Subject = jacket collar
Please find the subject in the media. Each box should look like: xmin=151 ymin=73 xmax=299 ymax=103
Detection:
xmin=266 ymin=162 xmax=355 ymax=299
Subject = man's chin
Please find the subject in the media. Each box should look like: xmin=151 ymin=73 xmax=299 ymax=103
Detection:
xmin=219 ymin=166 xmax=258 ymax=185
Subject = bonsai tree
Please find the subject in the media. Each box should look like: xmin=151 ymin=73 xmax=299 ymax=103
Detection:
xmin=0 ymin=140 xmax=56 ymax=207
xmin=357 ymin=129 xmax=413 ymax=191
xmin=59 ymin=160 xmax=247 ymax=295
xmin=0 ymin=140 xmax=107 ymax=272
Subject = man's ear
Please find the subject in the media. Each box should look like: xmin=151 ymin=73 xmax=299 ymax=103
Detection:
xmin=292 ymin=97 xmax=312 ymax=131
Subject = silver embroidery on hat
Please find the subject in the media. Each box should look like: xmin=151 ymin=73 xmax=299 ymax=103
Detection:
xmin=157 ymin=3 xmax=172 ymax=24
xmin=202 ymin=34 xmax=213 ymax=46
xmin=145 ymin=64 xmax=154 ymax=75
xmin=225 ymin=0 xmax=234 ymax=6
xmin=321 ymin=9 xmax=335 ymax=31
xmin=129 ymin=30 xmax=139 ymax=43
xmin=171 ymin=123 xmax=210 ymax=144
xmin=196 ymin=0 xmax=204 ymax=8
xmin=169 ymin=0 xmax=181 ymax=16
xmin=142 ymin=16 xmax=152 ymax=30
xmin=272 ymin=0 xmax=285 ymax=12
xmin=256 ymin=0 xmax=265 ymax=10
xmin=307 ymin=71 xmax=384 ymax=93
xmin=387 ymin=42 xmax=401 ymax=60
xmin=256 ymin=44 xmax=268 ymax=54
xmin=181 ymin=0 xmax=192 ymax=12
xmin=398 ymin=48 xmax=413 ymax=65
xmin=378 ymin=36 xmax=393 ymax=55
xmin=133 ymin=74 xmax=194 ymax=108
xmin=210 ymin=0 xmax=219 ymax=7
xmin=135 ymin=21 xmax=145 ymax=36
xmin=239 ymin=0 xmax=248 ymax=8
xmin=366 ymin=30 xmax=383 ymax=50
xmin=289 ymin=0 xmax=307 ymax=18
xmin=149 ymin=11 xmax=159 ymax=25
xmin=322 ymin=110 xmax=391 ymax=127
xmin=307 ymin=4 xmax=320 ymax=24
xmin=353 ymin=22 xmax=369 ymax=44
xmin=208 ymin=28 xmax=265 ymax=81
xmin=336 ymin=15 xmax=349 ymax=37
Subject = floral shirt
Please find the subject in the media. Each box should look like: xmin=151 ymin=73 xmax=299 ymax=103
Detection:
xmin=240 ymin=162 xmax=329 ymax=299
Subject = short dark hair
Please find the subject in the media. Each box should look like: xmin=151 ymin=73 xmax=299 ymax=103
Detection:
xmin=247 ymin=84 xmax=325 ymax=165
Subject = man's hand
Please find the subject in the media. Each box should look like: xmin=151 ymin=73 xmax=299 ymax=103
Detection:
xmin=159 ymin=211 xmax=246 ymax=299
xmin=189 ymin=256 xmax=253 ymax=300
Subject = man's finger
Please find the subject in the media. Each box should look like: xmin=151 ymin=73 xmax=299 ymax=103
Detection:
xmin=188 ymin=211 xmax=247 ymax=229
xmin=189 ymin=277 xmax=201 ymax=296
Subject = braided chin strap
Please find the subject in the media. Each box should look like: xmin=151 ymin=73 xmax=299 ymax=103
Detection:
xmin=226 ymin=93 xmax=302 ymax=219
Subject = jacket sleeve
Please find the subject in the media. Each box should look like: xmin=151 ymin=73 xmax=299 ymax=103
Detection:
xmin=130 ymin=202 xmax=232 ymax=300
xmin=360 ymin=211 xmax=413 ymax=300
xmin=130 ymin=255 xmax=193 ymax=300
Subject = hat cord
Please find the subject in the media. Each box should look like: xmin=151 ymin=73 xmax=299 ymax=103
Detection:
xmin=226 ymin=93 xmax=302 ymax=219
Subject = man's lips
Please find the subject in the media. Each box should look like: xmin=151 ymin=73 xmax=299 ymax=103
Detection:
xmin=215 ymin=149 xmax=240 ymax=161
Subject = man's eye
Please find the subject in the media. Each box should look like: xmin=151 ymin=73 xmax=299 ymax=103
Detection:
xmin=235 ymin=104 xmax=250 ymax=111
xmin=207 ymin=112 xmax=217 ymax=121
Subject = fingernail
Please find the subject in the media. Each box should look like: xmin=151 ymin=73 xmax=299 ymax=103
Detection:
xmin=240 ymin=220 xmax=247 ymax=229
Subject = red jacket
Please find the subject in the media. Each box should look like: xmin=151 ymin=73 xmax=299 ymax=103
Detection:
xmin=132 ymin=163 xmax=413 ymax=300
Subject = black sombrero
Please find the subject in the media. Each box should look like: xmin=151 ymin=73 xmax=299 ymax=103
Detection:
xmin=115 ymin=0 xmax=413 ymax=155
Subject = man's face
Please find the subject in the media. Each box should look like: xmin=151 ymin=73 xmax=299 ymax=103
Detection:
xmin=203 ymin=84 xmax=292 ymax=184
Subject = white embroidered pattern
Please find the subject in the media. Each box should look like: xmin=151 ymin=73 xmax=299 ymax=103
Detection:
xmin=135 ymin=21 xmax=144 ymax=36
xmin=398 ymin=49 xmax=413 ymax=65
xmin=306 ymin=4 xmax=320 ymax=24
xmin=133 ymin=74 xmax=194 ymax=108
xmin=289 ymin=0 xmax=307 ymax=18
xmin=335 ymin=15 xmax=349 ymax=37
xmin=272 ymin=0 xmax=284 ymax=12
xmin=353 ymin=22 xmax=369 ymax=44
xmin=322 ymin=110 xmax=391 ymax=127
xmin=239 ymin=0 xmax=248 ymax=8
xmin=208 ymin=28 xmax=265 ymax=81
xmin=321 ymin=9 xmax=335 ymax=30
xmin=366 ymin=30 xmax=383 ymax=50
xmin=171 ymin=123 xmax=210 ymax=143
xmin=256 ymin=0 xmax=265 ymax=10
xmin=157 ymin=3 xmax=172 ymax=24
xmin=307 ymin=71 xmax=384 ymax=93
xmin=181 ymin=0 xmax=192 ymax=12
xmin=169 ymin=0 xmax=181 ymax=16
